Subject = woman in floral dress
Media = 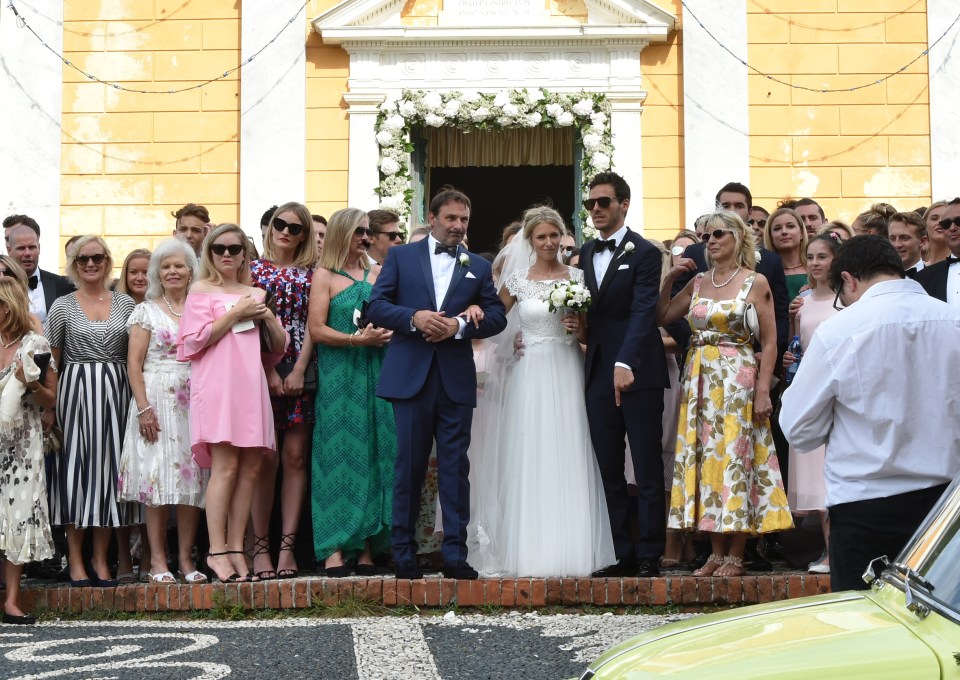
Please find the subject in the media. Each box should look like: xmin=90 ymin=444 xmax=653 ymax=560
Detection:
xmin=119 ymin=240 xmax=208 ymax=583
xmin=658 ymin=210 xmax=793 ymax=577
xmin=250 ymin=202 xmax=317 ymax=580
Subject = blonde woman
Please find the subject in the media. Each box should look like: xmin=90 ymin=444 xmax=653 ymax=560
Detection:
xmin=115 ymin=249 xmax=151 ymax=305
xmin=176 ymin=224 xmax=288 ymax=583
xmin=924 ymin=201 xmax=950 ymax=265
xmin=658 ymin=211 xmax=793 ymax=577
xmin=46 ymin=236 xmax=139 ymax=587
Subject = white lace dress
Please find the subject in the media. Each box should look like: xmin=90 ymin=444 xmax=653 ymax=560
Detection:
xmin=467 ymin=267 xmax=616 ymax=577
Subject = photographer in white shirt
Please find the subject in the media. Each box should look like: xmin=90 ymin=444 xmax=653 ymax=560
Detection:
xmin=781 ymin=236 xmax=960 ymax=591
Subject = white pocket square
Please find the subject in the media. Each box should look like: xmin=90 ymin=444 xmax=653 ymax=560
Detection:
xmin=465 ymin=271 xmax=476 ymax=279
xmin=617 ymin=264 xmax=629 ymax=270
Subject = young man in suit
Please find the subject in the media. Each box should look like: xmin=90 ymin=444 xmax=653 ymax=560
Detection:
xmin=579 ymin=172 xmax=668 ymax=578
xmin=916 ymin=197 xmax=960 ymax=304
xmin=7 ymin=224 xmax=75 ymax=324
xmin=368 ymin=188 xmax=507 ymax=580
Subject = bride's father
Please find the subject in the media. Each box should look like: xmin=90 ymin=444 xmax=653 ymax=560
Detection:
xmin=368 ymin=188 xmax=507 ymax=580
xmin=580 ymin=172 xmax=668 ymax=577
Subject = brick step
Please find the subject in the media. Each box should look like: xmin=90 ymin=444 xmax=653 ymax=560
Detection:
xmin=19 ymin=574 xmax=830 ymax=614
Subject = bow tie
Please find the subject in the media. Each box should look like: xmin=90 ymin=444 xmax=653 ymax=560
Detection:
xmin=434 ymin=243 xmax=458 ymax=258
xmin=948 ymin=256 xmax=960 ymax=266
xmin=596 ymin=239 xmax=618 ymax=253
xmin=28 ymin=276 xmax=39 ymax=291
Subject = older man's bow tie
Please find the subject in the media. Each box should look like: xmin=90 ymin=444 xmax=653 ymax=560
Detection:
xmin=596 ymin=239 xmax=617 ymax=253
xmin=28 ymin=276 xmax=39 ymax=290
xmin=434 ymin=243 xmax=457 ymax=257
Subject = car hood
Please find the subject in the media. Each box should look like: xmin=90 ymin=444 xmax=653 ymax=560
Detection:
xmin=585 ymin=591 xmax=940 ymax=679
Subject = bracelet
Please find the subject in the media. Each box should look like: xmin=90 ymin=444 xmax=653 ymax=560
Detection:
xmin=136 ymin=405 xmax=152 ymax=417
xmin=349 ymin=334 xmax=355 ymax=347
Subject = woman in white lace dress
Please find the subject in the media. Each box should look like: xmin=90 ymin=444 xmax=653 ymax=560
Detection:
xmin=467 ymin=206 xmax=615 ymax=577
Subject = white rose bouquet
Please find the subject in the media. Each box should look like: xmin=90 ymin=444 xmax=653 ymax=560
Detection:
xmin=547 ymin=280 xmax=592 ymax=315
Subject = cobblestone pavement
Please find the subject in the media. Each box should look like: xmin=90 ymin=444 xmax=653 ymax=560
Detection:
xmin=0 ymin=612 xmax=693 ymax=679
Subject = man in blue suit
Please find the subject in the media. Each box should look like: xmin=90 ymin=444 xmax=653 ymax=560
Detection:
xmin=368 ymin=188 xmax=507 ymax=580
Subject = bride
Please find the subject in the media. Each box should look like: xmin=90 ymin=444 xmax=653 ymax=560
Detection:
xmin=467 ymin=206 xmax=615 ymax=577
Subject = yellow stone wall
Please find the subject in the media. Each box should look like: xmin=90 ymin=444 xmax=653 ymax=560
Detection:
xmin=746 ymin=0 xmax=931 ymax=223
xmin=59 ymin=0 xmax=242 ymax=267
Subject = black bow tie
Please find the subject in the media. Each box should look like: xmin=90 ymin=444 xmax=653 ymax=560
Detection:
xmin=28 ymin=275 xmax=39 ymax=290
xmin=948 ymin=256 xmax=960 ymax=266
xmin=434 ymin=243 xmax=457 ymax=258
xmin=596 ymin=239 xmax=617 ymax=253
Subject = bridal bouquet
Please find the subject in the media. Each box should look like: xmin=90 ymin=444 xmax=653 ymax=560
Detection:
xmin=547 ymin=280 xmax=592 ymax=314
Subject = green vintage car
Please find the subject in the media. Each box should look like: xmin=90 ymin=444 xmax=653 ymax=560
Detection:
xmin=576 ymin=476 xmax=960 ymax=679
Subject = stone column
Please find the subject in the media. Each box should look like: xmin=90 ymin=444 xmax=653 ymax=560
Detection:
xmin=344 ymin=92 xmax=385 ymax=209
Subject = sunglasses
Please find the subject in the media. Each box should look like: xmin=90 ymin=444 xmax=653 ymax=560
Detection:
xmin=354 ymin=227 xmax=373 ymax=238
xmin=376 ymin=230 xmax=404 ymax=241
xmin=938 ymin=217 xmax=960 ymax=232
xmin=747 ymin=218 xmax=767 ymax=227
xmin=76 ymin=253 xmax=106 ymax=266
xmin=701 ymin=229 xmax=733 ymax=242
xmin=0 ymin=268 xmax=11 ymax=278
xmin=582 ymin=196 xmax=618 ymax=211
xmin=211 ymin=243 xmax=244 ymax=257
xmin=272 ymin=217 xmax=304 ymax=237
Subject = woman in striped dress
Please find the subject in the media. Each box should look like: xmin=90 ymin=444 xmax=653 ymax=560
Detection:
xmin=46 ymin=236 xmax=140 ymax=587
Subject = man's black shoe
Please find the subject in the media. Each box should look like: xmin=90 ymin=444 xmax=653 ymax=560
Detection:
xmin=393 ymin=561 xmax=424 ymax=580
xmin=637 ymin=558 xmax=660 ymax=578
xmin=591 ymin=560 xmax=636 ymax=578
xmin=440 ymin=561 xmax=479 ymax=580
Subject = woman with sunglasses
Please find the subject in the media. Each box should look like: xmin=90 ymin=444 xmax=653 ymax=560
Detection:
xmin=658 ymin=211 xmax=793 ymax=577
xmin=783 ymin=233 xmax=843 ymax=575
xmin=177 ymin=224 xmax=288 ymax=583
xmin=46 ymin=236 xmax=141 ymax=587
xmin=115 ymin=249 xmax=150 ymax=305
xmin=309 ymin=208 xmax=395 ymax=577
xmin=248 ymin=202 xmax=317 ymax=581
xmin=764 ymin=208 xmax=809 ymax=302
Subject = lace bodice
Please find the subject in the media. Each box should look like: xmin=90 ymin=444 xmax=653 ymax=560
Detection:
xmin=504 ymin=267 xmax=583 ymax=347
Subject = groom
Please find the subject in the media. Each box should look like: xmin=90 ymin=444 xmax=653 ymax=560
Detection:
xmin=368 ymin=188 xmax=507 ymax=580
xmin=580 ymin=172 xmax=668 ymax=577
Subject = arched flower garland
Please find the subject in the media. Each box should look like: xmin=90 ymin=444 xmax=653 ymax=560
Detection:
xmin=374 ymin=88 xmax=614 ymax=239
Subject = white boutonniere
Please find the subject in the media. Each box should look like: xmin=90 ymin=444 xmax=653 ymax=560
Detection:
xmin=617 ymin=241 xmax=635 ymax=259
xmin=458 ymin=253 xmax=470 ymax=267
xmin=755 ymin=250 xmax=762 ymax=262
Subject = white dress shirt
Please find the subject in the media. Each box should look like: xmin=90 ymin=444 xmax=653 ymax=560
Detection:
xmin=780 ymin=278 xmax=960 ymax=507
xmin=27 ymin=273 xmax=47 ymax=324
xmin=906 ymin=258 xmax=925 ymax=273
xmin=592 ymin=225 xmax=628 ymax=285
xmin=946 ymin=260 xmax=960 ymax=307
xmin=426 ymin=235 xmax=466 ymax=337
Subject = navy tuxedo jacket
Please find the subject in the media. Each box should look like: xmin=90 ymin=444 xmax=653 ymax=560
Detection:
xmin=579 ymin=230 xmax=668 ymax=391
xmin=367 ymin=239 xmax=507 ymax=407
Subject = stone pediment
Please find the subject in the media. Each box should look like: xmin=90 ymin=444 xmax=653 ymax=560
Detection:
xmin=313 ymin=0 xmax=676 ymax=44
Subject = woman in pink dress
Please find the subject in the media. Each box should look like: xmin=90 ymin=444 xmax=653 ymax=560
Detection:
xmin=784 ymin=232 xmax=843 ymax=574
xmin=177 ymin=224 xmax=288 ymax=583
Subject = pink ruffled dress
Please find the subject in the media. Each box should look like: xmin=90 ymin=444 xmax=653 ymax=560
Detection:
xmin=176 ymin=292 xmax=288 ymax=468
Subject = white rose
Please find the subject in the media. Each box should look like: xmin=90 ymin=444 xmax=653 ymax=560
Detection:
xmin=443 ymin=99 xmax=461 ymax=117
xmin=380 ymin=99 xmax=397 ymax=113
xmin=376 ymin=130 xmax=395 ymax=146
xmin=525 ymin=88 xmax=545 ymax=103
xmin=382 ymin=114 xmax=406 ymax=131
xmin=550 ymin=290 xmax=567 ymax=307
xmin=399 ymin=100 xmax=417 ymax=117
xmin=545 ymin=103 xmax=564 ymax=118
xmin=502 ymin=103 xmax=519 ymax=117
xmin=582 ymin=225 xmax=599 ymax=240
xmin=572 ymin=294 xmax=584 ymax=306
xmin=582 ymin=133 xmax=602 ymax=152
xmin=523 ymin=112 xmax=542 ymax=127
xmin=573 ymin=99 xmax=595 ymax=116
xmin=623 ymin=242 xmax=635 ymax=254
xmin=557 ymin=111 xmax=575 ymax=127
xmin=462 ymin=91 xmax=482 ymax=104
xmin=591 ymin=152 xmax=611 ymax=171
xmin=424 ymin=113 xmax=445 ymax=127
xmin=380 ymin=157 xmax=401 ymax=176
xmin=496 ymin=116 xmax=514 ymax=126
xmin=590 ymin=111 xmax=607 ymax=127
xmin=380 ymin=194 xmax=404 ymax=211
xmin=423 ymin=91 xmax=443 ymax=111
xmin=569 ymin=284 xmax=584 ymax=295
xmin=494 ymin=91 xmax=510 ymax=108
xmin=471 ymin=107 xmax=491 ymax=121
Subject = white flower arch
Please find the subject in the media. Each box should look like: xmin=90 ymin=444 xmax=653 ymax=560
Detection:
xmin=375 ymin=88 xmax=614 ymax=240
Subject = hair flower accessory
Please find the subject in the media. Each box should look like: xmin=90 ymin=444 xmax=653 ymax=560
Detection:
xmin=458 ymin=253 xmax=470 ymax=267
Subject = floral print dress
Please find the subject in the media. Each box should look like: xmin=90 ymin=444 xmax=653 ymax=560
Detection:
xmin=118 ymin=300 xmax=207 ymax=507
xmin=668 ymin=273 xmax=793 ymax=534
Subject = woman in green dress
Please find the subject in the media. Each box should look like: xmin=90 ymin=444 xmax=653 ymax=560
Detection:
xmin=308 ymin=208 xmax=396 ymax=577
xmin=764 ymin=208 xmax=809 ymax=301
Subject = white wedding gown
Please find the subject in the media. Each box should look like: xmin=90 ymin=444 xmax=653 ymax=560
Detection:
xmin=467 ymin=267 xmax=616 ymax=577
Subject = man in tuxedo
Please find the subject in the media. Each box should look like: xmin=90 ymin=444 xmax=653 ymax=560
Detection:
xmin=888 ymin=211 xmax=927 ymax=278
xmin=7 ymin=224 xmax=75 ymax=324
xmin=368 ymin=188 xmax=507 ymax=580
xmin=579 ymin=172 xmax=668 ymax=578
xmin=917 ymin=197 xmax=960 ymax=303
xmin=366 ymin=209 xmax=403 ymax=265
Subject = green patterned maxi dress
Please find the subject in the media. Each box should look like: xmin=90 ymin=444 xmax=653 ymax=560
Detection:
xmin=312 ymin=269 xmax=396 ymax=560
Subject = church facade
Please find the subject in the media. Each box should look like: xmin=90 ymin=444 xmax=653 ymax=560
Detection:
xmin=2 ymin=0 xmax=955 ymax=268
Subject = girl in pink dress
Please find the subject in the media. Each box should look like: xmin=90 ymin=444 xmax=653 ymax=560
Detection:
xmin=784 ymin=232 xmax=843 ymax=574
xmin=177 ymin=224 xmax=288 ymax=583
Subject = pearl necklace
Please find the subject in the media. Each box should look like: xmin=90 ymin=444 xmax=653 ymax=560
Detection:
xmin=711 ymin=266 xmax=741 ymax=288
xmin=0 ymin=334 xmax=21 ymax=349
xmin=162 ymin=295 xmax=183 ymax=318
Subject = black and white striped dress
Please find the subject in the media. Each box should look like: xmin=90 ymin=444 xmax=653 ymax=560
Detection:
xmin=46 ymin=292 xmax=142 ymax=528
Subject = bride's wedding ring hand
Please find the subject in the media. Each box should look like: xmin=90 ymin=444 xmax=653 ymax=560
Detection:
xmin=562 ymin=314 xmax=580 ymax=333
